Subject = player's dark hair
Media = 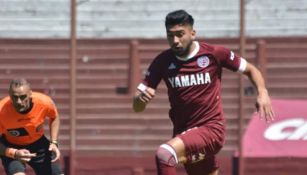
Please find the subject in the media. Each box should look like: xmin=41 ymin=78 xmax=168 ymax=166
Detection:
xmin=165 ymin=10 xmax=194 ymax=28
xmin=9 ymin=78 xmax=30 ymax=91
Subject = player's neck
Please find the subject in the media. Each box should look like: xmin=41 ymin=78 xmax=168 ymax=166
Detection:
xmin=176 ymin=41 xmax=199 ymax=61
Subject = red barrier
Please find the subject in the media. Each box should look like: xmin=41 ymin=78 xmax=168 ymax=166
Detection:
xmin=243 ymin=99 xmax=307 ymax=157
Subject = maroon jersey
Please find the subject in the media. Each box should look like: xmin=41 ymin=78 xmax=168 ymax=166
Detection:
xmin=140 ymin=41 xmax=246 ymax=135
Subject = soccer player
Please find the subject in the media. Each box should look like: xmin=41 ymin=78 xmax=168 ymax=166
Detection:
xmin=0 ymin=79 xmax=62 ymax=175
xmin=133 ymin=10 xmax=274 ymax=175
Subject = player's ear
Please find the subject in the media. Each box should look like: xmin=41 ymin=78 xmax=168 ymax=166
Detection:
xmin=191 ymin=29 xmax=196 ymax=40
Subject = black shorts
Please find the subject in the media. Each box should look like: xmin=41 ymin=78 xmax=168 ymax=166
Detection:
xmin=0 ymin=136 xmax=62 ymax=175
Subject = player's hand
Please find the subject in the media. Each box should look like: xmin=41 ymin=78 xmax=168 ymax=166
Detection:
xmin=15 ymin=149 xmax=36 ymax=162
xmin=255 ymin=89 xmax=275 ymax=122
xmin=49 ymin=143 xmax=60 ymax=162
xmin=136 ymin=87 xmax=155 ymax=103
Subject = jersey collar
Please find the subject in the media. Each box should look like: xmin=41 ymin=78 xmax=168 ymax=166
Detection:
xmin=176 ymin=41 xmax=200 ymax=61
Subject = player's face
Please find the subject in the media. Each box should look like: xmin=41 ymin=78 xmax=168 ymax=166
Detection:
xmin=166 ymin=24 xmax=196 ymax=57
xmin=9 ymin=85 xmax=32 ymax=113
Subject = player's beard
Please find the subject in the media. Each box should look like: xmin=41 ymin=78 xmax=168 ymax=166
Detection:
xmin=14 ymin=103 xmax=28 ymax=113
xmin=13 ymin=99 xmax=32 ymax=113
xmin=173 ymin=41 xmax=193 ymax=58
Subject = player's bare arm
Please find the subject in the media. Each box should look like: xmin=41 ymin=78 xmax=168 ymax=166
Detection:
xmin=49 ymin=115 xmax=61 ymax=162
xmin=0 ymin=138 xmax=36 ymax=162
xmin=15 ymin=149 xmax=37 ymax=162
xmin=243 ymin=62 xmax=275 ymax=122
xmin=133 ymin=86 xmax=156 ymax=112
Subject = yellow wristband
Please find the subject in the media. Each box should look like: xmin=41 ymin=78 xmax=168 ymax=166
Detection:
xmin=50 ymin=140 xmax=57 ymax=143
xmin=5 ymin=148 xmax=17 ymax=159
xmin=50 ymin=140 xmax=58 ymax=147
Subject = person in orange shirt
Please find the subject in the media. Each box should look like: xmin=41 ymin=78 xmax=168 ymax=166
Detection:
xmin=0 ymin=79 xmax=62 ymax=175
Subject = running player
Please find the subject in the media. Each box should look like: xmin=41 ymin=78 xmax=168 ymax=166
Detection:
xmin=0 ymin=78 xmax=62 ymax=175
xmin=133 ymin=10 xmax=274 ymax=175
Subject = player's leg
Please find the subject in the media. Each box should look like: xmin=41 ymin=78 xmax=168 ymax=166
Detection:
xmin=29 ymin=159 xmax=62 ymax=175
xmin=156 ymin=123 xmax=224 ymax=175
xmin=29 ymin=155 xmax=62 ymax=175
xmin=155 ymin=135 xmax=220 ymax=175
xmin=184 ymin=155 xmax=219 ymax=175
xmin=27 ymin=136 xmax=62 ymax=175
xmin=155 ymin=137 xmax=185 ymax=175
xmin=178 ymin=125 xmax=225 ymax=175
xmin=155 ymin=127 xmax=208 ymax=175
xmin=28 ymin=148 xmax=52 ymax=175
xmin=1 ymin=156 xmax=26 ymax=175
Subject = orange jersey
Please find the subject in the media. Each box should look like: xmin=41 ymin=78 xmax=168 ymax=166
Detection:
xmin=0 ymin=92 xmax=58 ymax=145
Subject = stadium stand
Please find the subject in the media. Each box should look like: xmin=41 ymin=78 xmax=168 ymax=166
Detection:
xmin=0 ymin=0 xmax=307 ymax=174
xmin=0 ymin=37 xmax=307 ymax=174
xmin=1 ymin=0 xmax=307 ymax=38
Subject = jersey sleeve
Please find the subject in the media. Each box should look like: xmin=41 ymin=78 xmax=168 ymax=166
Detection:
xmin=0 ymin=101 xmax=6 ymax=135
xmin=214 ymin=46 xmax=247 ymax=72
xmin=141 ymin=57 xmax=163 ymax=90
xmin=45 ymin=97 xmax=59 ymax=120
xmin=0 ymin=122 xmax=4 ymax=135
